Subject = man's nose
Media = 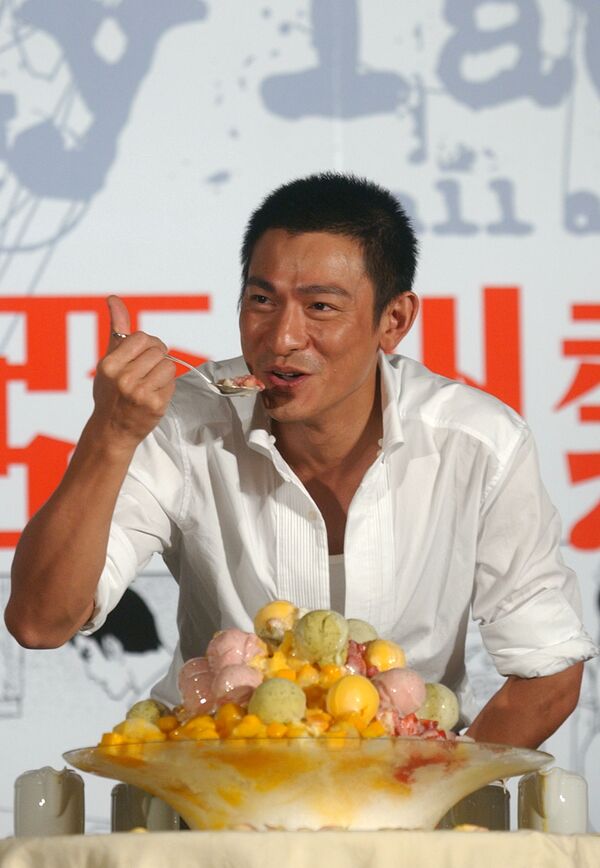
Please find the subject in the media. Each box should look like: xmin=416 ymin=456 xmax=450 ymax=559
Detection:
xmin=267 ymin=303 xmax=308 ymax=355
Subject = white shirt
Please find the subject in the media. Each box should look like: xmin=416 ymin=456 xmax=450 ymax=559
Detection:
xmin=85 ymin=353 xmax=598 ymax=721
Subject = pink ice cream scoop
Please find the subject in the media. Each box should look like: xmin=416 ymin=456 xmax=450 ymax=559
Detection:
xmin=206 ymin=628 xmax=267 ymax=672
xmin=372 ymin=668 xmax=426 ymax=717
xmin=178 ymin=656 xmax=215 ymax=718
xmin=211 ymin=664 xmax=262 ymax=707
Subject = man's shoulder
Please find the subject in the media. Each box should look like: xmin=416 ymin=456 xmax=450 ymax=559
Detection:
xmin=386 ymin=354 xmax=528 ymax=455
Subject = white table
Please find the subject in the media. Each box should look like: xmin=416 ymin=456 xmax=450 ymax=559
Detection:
xmin=1 ymin=830 xmax=600 ymax=868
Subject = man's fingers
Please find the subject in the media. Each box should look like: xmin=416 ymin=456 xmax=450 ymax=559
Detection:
xmin=107 ymin=295 xmax=131 ymax=351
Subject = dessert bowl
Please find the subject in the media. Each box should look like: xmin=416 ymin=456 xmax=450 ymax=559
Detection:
xmin=65 ymin=737 xmax=552 ymax=831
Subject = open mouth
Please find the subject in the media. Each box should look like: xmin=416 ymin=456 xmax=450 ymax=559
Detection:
xmin=268 ymin=369 xmax=309 ymax=387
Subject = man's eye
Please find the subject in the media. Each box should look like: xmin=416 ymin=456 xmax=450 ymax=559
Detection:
xmin=250 ymin=294 xmax=269 ymax=304
xmin=311 ymin=302 xmax=333 ymax=311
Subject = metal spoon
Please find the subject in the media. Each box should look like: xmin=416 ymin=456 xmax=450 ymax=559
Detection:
xmin=111 ymin=332 xmax=259 ymax=397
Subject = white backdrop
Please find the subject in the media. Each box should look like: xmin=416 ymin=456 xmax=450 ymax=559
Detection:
xmin=0 ymin=0 xmax=599 ymax=834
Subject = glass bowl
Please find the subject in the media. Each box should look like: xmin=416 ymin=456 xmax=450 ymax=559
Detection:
xmin=64 ymin=737 xmax=552 ymax=831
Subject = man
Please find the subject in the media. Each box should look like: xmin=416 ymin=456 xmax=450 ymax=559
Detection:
xmin=5 ymin=173 xmax=597 ymax=746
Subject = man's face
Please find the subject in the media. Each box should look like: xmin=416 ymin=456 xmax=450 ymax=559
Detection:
xmin=240 ymin=229 xmax=388 ymax=426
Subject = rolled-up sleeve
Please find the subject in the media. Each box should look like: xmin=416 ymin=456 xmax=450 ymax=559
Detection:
xmin=472 ymin=429 xmax=598 ymax=677
xmin=80 ymin=414 xmax=184 ymax=634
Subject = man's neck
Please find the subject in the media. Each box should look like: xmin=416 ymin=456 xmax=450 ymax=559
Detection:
xmin=273 ymin=373 xmax=383 ymax=481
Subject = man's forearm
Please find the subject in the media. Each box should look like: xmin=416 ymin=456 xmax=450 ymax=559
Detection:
xmin=5 ymin=417 xmax=135 ymax=649
xmin=465 ymin=662 xmax=584 ymax=748
xmin=5 ymin=298 xmax=178 ymax=649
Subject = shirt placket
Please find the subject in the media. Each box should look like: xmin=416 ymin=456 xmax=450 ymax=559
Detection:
xmin=344 ymin=457 xmax=397 ymax=633
xmin=266 ymin=448 xmax=331 ymax=611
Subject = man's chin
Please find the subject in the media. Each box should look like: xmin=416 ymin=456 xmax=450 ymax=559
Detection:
xmin=261 ymin=392 xmax=309 ymax=424
xmin=263 ymin=406 xmax=306 ymax=424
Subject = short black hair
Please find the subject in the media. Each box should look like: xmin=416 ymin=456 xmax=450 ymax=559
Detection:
xmin=240 ymin=172 xmax=418 ymax=322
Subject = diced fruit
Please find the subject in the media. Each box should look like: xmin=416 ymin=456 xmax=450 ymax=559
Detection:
xmin=100 ymin=732 xmax=125 ymax=746
xmin=266 ymin=722 xmax=288 ymax=738
xmin=285 ymin=723 xmax=309 ymax=738
xmin=264 ymin=650 xmax=290 ymax=676
xmin=157 ymin=715 xmax=179 ymax=733
xmin=231 ymin=715 xmax=268 ymax=738
xmin=319 ymin=664 xmax=345 ymax=689
xmin=113 ymin=718 xmax=166 ymax=743
xmin=215 ymin=702 xmax=245 ymax=737
xmin=362 ymin=719 xmax=387 ymax=739
xmin=297 ymin=664 xmax=320 ymax=687
xmin=303 ymin=684 xmax=327 ymax=710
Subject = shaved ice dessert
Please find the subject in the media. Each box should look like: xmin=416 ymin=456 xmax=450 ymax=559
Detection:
xmin=99 ymin=600 xmax=461 ymax=747
xmin=78 ymin=601 xmax=552 ymax=832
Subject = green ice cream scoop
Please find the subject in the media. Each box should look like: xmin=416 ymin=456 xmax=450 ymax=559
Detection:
xmin=293 ymin=610 xmax=349 ymax=666
xmin=126 ymin=699 xmax=170 ymax=725
xmin=415 ymin=682 xmax=460 ymax=731
xmin=248 ymin=678 xmax=307 ymax=724
xmin=346 ymin=618 xmax=378 ymax=644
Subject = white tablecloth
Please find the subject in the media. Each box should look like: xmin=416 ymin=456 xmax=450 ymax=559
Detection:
xmin=1 ymin=830 xmax=600 ymax=868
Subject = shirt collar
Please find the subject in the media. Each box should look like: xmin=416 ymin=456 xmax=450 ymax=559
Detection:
xmin=378 ymin=350 xmax=405 ymax=457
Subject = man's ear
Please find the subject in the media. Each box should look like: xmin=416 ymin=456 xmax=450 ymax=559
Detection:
xmin=378 ymin=292 xmax=419 ymax=353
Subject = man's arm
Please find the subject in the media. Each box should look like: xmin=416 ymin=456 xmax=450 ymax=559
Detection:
xmin=4 ymin=297 xmax=176 ymax=649
xmin=465 ymin=661 xmax=583 ymax=748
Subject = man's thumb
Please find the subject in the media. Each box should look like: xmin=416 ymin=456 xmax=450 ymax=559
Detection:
xmin=107 ymin=295 xmax=131 ymax=349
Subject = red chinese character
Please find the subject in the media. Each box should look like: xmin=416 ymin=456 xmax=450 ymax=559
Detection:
xmin=0 ymin=295 xmax=210 ymax=548
xmin=556 ymin=304 xmax=600 ymax=551
xmin=420 ymin=286 xmax=522 ymax=413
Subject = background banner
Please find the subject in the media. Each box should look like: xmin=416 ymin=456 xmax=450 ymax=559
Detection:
xmin=0 ymin=0 xmax=598 ymax=833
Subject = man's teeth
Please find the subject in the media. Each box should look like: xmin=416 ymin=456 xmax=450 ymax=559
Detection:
xmin=274 ymin=371 xmax=301 ymax=379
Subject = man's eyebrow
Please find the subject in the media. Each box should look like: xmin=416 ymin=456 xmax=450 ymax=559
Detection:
xmin=245 ymin=277 xmax=275 ymax=292
xmin=296 ymin=284 xmax=352 ymax=298
xmin=245 ymin=277 xmax=351 ymax=298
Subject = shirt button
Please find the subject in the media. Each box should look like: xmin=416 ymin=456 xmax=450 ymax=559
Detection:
xmin=308 ymin=509 xmax=319 ymax=521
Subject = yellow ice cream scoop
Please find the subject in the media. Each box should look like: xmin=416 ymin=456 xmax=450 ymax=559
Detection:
xmin=364 ymin=639 xmax=405 ymax=672
xmin=253 ymin=600 xmax=299 ymax=642
xmin=326 ymin=674 xmax=380 ymax=725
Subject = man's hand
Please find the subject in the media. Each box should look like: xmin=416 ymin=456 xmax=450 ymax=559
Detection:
xmin=5 ymin=295 xmax=177 ymax=649
xmin=91 ymin=296 xmax=177 ymax=452
xmin=465 ymin=662 xmax=583 ymax=748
